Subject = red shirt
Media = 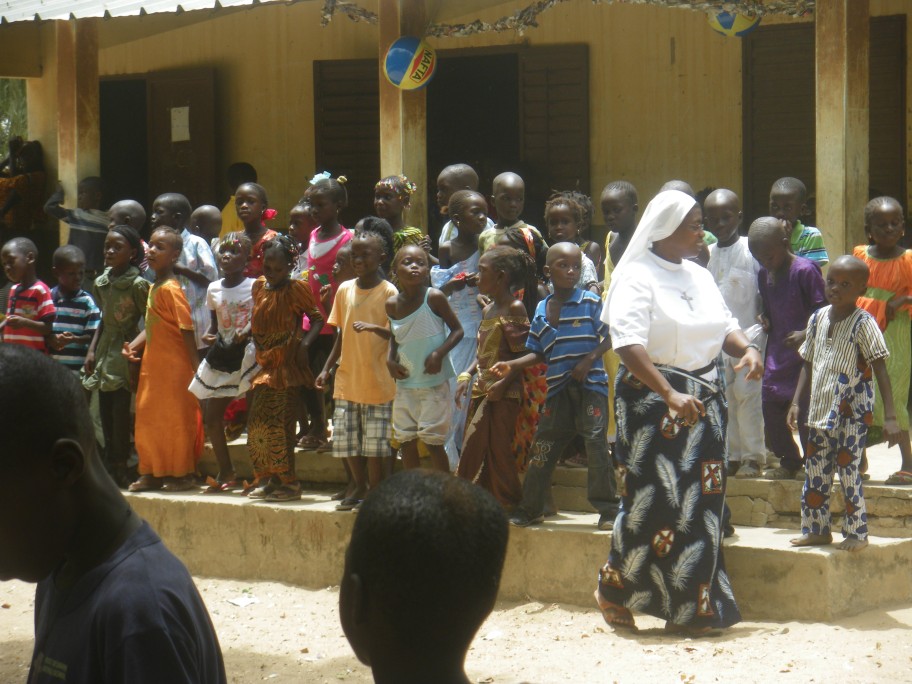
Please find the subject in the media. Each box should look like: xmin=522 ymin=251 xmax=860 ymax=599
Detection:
xmin=4 ymin=279 xmax=56 ymax=352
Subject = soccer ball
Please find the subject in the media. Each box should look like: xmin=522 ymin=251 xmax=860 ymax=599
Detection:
xmin=707 ymin=11 xmax=761 ymax=38
xmin=383 ymin=36 xmax=437 ymax=90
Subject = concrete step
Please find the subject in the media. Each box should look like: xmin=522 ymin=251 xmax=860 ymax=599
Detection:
xmin=207 ymin=441 xmax=912 ymax=536
xmin=126 ymin=490 xmax=912 ymax=621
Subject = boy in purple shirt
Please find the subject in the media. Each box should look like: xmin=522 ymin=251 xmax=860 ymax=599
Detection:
xmin=748 ymin=217 xmax=826 ymax=479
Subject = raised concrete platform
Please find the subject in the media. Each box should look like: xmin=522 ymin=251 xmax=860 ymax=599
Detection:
xmin=205 ymin=440 xmax=912 ymax=537
xmin=127 ymin=490 xmax=912 ymax=621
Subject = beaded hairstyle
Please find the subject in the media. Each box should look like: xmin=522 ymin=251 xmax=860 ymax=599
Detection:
xmin=375 ymin=175 xmax=417 ymax=204
xmin=262 ymin=233 xmax=299 ymax=265
xmin=218 ymin=231 xmax=252 ymax=257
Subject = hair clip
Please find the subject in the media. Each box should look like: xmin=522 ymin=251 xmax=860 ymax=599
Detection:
xmin=310 ymin=171 xmax=331 ymax=185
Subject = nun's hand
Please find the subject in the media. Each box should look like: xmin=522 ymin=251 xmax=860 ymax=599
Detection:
xmin=664 ymin=390 xmax=705 ymax=427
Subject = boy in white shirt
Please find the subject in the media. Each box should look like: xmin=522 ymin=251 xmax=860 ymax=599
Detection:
xmin=705 ymin=189 xmax=765 ymax=478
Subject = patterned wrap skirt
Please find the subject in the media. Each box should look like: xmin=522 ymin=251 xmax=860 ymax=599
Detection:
xmin=597 ymin=364 xmax=742 ymax=629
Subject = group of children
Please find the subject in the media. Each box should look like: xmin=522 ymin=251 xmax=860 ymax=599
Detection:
xmin=3 ymin=163 xmax=911 ymax=550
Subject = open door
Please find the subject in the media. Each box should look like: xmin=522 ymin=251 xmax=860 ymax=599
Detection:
xmin=146 ymin=68 xmax=217 ymax=207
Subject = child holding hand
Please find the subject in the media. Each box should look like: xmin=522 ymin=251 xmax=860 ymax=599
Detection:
xmin=788 ymin=255 xmax=900 ymax=551
xmin=853 ymin=197 xmax=912 ymax=484
xmin=124 ymin=228 xmax=202 ymax=493
xmin=246 ymin=235 xmax=324 ymax=501
xmin=456 ymin=246 xmax=539 ymax=507
xmin=189 ymin=233 xmax=258 ymax=492
xmin=386 ymin=244 xmax=463 ymax=472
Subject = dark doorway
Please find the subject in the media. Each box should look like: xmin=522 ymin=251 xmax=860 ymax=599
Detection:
xmin=100 ymin=77 xmax=149 ymax=214
xmin=427 ymin=52 xmax=520 ymax=245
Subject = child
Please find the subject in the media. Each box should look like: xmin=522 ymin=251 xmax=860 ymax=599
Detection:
xmin=189 ymin=233 xmax=258 ymax=492
xmin=456 ymin=246 xmax=538 ymax=507
xmin=787 ymin=255 xmax=901 ymax=551
xmin=245 ymin=235 xmax=324 ymax=501
xmin=770 ymin=176 xmax=829 ymax=267
xmin=435 ymin=163 xmax=494 ymax=248
xmin=220 ymin=161 xmax=258 ymax=239
xmin=497 ymin=242 xmax=617 ymax=529
xmin=190 ymin=204 xmax=223 ymax=255
xmin=83 ymin=225 xmax=150 ymax=488
xmin=235 ymin=182 xmax=279 ymax=279
xmin=560 ymin=189 xmax=602 ymax=277
xmin=340 ymin=470 xmax=507 ymax=684
xmin=150 ymin=193 xmax=218 ymax=354
xmin=748 ymin=217 xmax=826 ymax=479
xmin=0 ymin=346 xmax=227 ymax=683
xmin=48 ymin=245 xmax=100 ymax=375
xmin=853 ymin=196 xmax=912 ymax=484
xmin=288 ymin=199 xmax=317 ymax=276
xmin=543 ymin=194 xmax=599 ymax=293
xmin=431 ymin=189 xmax=486 ymax=464
xmin=478 ymin=171 xmax=542 ymax=253
xmin=315 ymin=221 xmax=398 ymax=510
xmin=107 ymin=199 xmax=151 ymax=276
xmin=299 ymin=176 xmax=353 ymax=449
xmin=0 ymin=237 xmax=55 ymax=352
xmin=124 ymin=227 xmax=203 ymax=493
xmin=705 ymin=189 xmax=765 ymax=478
xmin=386 ymin=244 xmax=463 ymax=472
xmin=374 ymin=174 xmax=431 ymax=260
xmin=43 ymin=176 xmax=108 ymax=286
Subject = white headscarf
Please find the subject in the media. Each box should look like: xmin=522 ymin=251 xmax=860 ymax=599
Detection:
xmin=604 ymin=190 xmax=698 ymax=313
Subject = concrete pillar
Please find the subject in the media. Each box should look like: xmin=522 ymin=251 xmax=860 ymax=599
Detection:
xmin=378 ymin=0 xmax=428 ymax=231
xmin=815 ymin=0 xmax=869 ymax=257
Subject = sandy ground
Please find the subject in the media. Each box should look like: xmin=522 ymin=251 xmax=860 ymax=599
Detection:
xmin=2 ymin=577 xmax=911 ymax=683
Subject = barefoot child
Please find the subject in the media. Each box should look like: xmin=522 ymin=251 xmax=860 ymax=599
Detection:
xmin=386 ymin=244 xmax=463 ymax=472
xmin=788 ymin=255 xmax=900 ymax=551
xmin=705 ymin=189 xmax=765 ymax=478
xmin=0 ymin=237 xmax=55 ymax=352
xmin=544 ymin=194 xmax=599 ymax=293
xmin=246 ymin=235 xmax=324 ymax=501
xmin=189 ymin=233 xmax=258 ymax=492
xmin=853 ymin=197 xmax=912 ymax=485
xmin=315 ymin=221 xmax=397 ymax=510
xmin=456 ymin=246 xmax=538 ymax=506
xmin=124 ymin=228 xmax=203 ymax=492
xmin=432 ymin=189 xmax=486 ymax=463
xmin=748 ymin=217 xmax=826 ymax=480
xmin=83 ymin=226 xmax=150 ymax=488
xmin=478 ymin=172 xmax=542 ymax=254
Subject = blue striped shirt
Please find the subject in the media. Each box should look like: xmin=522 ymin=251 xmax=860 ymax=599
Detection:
xmin=50 ymin=287 xmax=101 ymax=369
xmin=526 ymin=288 xmax=609 ymax=398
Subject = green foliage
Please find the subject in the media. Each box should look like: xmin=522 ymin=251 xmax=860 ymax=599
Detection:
xmin=0 ymin=79 xmax=28 ymax=153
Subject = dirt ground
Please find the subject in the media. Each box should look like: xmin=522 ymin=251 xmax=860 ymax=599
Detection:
xmin=2 ymin=577 xmax=911 ymax=683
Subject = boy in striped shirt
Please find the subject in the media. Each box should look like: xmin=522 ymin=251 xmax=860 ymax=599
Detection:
xmin=0 ymin=237 xmax=55 ymax=352
xmin=48 ymin=245 xmax=100 ymax=373
xmin=493 ymin=242 xmax=618 ymax=529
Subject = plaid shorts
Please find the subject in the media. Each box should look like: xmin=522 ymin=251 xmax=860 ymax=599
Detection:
xmin=332 ymin=399 xmax=393 ymax=459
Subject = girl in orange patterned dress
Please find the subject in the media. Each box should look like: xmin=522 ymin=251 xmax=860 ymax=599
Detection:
xmin=456 ymin=246 xmax=540 ymax=507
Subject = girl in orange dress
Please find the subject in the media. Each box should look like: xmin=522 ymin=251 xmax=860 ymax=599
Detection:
xmin=853 ymin=196 xmax=912 ymax=484
xmin=246 ymin=235 xmax=324 ymax=501
xmin=456 ymin=246 xmax=540 ymax=507
xmin=125 ymin=227 xmax=203 ymax=492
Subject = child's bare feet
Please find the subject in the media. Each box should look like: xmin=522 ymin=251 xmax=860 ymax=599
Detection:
xmin=836 ymin=537 xmax=868 ymax=552
xmin=790 ymin=532 xmax=833 ymax=547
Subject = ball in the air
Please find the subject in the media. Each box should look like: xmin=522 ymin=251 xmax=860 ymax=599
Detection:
xmin=707 ymin=11 xmax=761 ymax=37
xmin=384 ymin=36 xmax=437 ymax=90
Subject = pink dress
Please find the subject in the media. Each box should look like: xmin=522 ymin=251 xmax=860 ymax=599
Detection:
xmin=305 ymin=226 xmax=352 ymax=333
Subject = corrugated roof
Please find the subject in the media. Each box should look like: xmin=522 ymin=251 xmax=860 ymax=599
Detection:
xmin=0 ymin=0 xmax=287 ymax=23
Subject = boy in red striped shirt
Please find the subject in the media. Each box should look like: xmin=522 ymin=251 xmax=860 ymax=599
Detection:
xmin=1 ymin=237 xmax=55 ymax=352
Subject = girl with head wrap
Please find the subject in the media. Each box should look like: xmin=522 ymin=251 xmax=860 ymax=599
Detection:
xmin=82 ymin=225 xmax=152 ymax=488
xmin=595 ymin=190 xmax=763 ymax=634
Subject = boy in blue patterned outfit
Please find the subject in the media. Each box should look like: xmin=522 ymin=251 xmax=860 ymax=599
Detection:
xmin=787 ymin=255 xmax=900 ymax=552
xmin=494 ymin=242 xmax=617 ymax=529
xmin=48 ymin=246 xmax=100 ymax=377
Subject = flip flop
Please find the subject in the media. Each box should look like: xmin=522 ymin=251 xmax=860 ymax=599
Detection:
xmin=885 ymin=470 xmax=912 ymax=485
xmin=202 ymin=477 xmax=239 ymax=494
xmin=162 ymin=476 xmax=197 ymax=492
xmin=128 ymin=475 xmax=162 ymax=492
xmin=335 ymin=497 xmax=362 ymax=512
xmin=265 ymin=483 xmax=302 ymax=502
xmin=298 ymin=435 xmax=328 ymax=450
xmin=316 ymin=440 xmax=334 ymax=453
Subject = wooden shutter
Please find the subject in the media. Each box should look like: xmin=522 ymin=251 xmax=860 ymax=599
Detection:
xmin=313 ymin=59 xmax=380 ymax=226
xmin=519 ymin=45 xmax=590 ymax=222
xmin=869 ymin=15 xmax=906 ymax=206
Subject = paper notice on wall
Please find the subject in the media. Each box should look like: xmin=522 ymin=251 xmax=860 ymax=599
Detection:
xmin=171 ymin=106 xmax=190 ymax=142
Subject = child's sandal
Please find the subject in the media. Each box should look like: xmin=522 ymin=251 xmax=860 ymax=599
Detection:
xmin=128 ymin=475 xmax=163 ymax=492
xmin=265 ymin=482 xmax=302 ymax=502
